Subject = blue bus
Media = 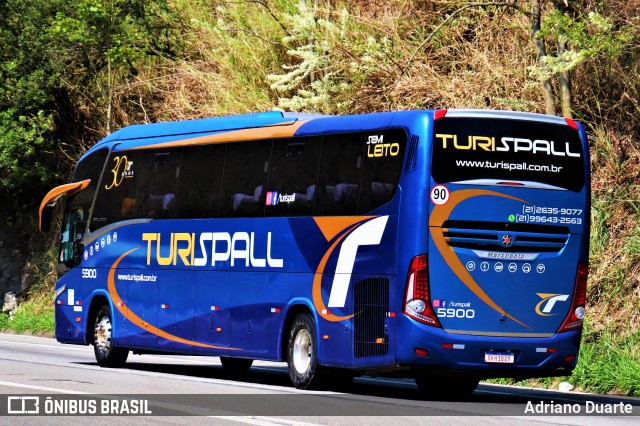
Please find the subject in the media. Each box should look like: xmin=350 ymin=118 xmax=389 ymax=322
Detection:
xmin=40 ymin=109 xmax=590 ymax=395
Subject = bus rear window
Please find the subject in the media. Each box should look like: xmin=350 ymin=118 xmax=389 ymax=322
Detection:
xmin=432 ymin=117 xmax=585 ymax=191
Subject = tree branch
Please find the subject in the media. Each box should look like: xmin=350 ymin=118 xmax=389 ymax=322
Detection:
xmin=392 ymin=1 xmax=528 ymax=92
xmin=531 ymin=0 xmax=556 ymax=115
xmin=226 ymin=0 xmax=292 ymax=37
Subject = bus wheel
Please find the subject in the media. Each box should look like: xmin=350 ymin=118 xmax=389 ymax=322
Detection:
xmin=220 ymin=357 xmax=253 ymax=374
xmin=93 ymin=305 xmax=128 ymax=367
xmin=287 ymin=313 xmax=323 ymax=389
xmin=415 ymin=376 xmax=479 ymax=398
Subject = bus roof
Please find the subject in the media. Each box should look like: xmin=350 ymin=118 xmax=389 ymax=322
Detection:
xmin=81 ymin=109 xmax=578 ymax=160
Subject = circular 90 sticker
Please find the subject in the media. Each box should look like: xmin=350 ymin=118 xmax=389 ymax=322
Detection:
xmin=430 ymin=185 xmax=450 ymax=205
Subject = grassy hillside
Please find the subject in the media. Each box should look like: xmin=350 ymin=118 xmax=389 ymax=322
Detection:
xmin=1 ymin=0 xmax=638 ymax=396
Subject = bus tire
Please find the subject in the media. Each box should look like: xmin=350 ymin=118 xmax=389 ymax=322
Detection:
xmin=220 ymin=357 xmax=253 ymax=374
xmin=287 ymin=313 xmax=323 ymax=389
xmin=93 ymin=305 xmax=128 ymax=367
xmin=415 ymin=376 xmax=479 ymax=398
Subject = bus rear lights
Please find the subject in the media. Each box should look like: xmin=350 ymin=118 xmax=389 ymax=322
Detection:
xmin=403 ymin=255 xmax=441 ymax=327
xmin=414 ymin=348 xmax=429 ymax=357
xmin=565 ymin=118 xmax=579 ymax=130
xmin=558 ymin=262 xmax=588 ymax=332
xmin=441 ymin=343 xmax=465 ymax=350
xmin=564 ymin=355 xmax=576 ymax=363
xmin=434 ymin=109 xmax=448 ymax=120
xmin=406 ymin=299 xmax=426 ymax=314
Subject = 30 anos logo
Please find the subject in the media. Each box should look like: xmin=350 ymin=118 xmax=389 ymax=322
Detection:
xmin=535 ymin=293 xmax=569 ymax=316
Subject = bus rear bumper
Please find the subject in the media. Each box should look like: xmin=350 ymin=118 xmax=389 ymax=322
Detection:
xmin=396 ymin=325 xmax=582 ymax=380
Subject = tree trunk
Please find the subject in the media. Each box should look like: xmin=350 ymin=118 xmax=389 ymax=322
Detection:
xmin=558 ymin=36 xmax=573 ymax=118
xmin=554 ymin=1 xmax=573 ymax=118
xmin=531 ymin=0 xmax=556 ymax=115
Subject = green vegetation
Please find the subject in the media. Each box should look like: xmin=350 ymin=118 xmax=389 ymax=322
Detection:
xmin=0 ymin=0 xmax=638 ymax=396
xmin=490 ymin=319 xmax=640 ymax=396
xmin=0 ymin=290 xmax=54 ymax=335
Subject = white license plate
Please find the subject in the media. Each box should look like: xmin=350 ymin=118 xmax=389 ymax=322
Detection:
xmin=484 ymin=352 xmax=515 ymax=364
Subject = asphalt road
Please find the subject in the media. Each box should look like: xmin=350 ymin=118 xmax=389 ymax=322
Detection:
xmin=0 ymin=333 xmax=638 ymax=425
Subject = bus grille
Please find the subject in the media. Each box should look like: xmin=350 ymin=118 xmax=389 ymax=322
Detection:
xmin=354 ymin=278 xmax=389 ymax=358
xmin=441 ymin=220 xmax=570 ymax=253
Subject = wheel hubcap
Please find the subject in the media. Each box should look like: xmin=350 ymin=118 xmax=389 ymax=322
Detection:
xmin=292 ymin=329 xmax=312 ymax=374
xmin=95 ymin=316 xmax=112 ymax=355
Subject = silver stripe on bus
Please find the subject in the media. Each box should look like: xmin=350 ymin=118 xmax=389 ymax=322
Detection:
xmin=54 ymin=285 xmax=66 ymax=300
xmin=442 ymin=109 xmax=569 ymax=125
xmin=472 ymin=251 xmax=540 ymax=261
xmin=83 ymin=218 xmax=153 ymax=245
xmin=451 ymin=179 xmax=567 ymax=190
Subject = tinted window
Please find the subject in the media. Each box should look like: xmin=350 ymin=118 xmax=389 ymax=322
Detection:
xmin=432 ymin=117 xmax=585 ymax=191
xmin=359 ymin=129 xmax=406 ymax=212
xmin=220 ymin=140 xmax=271 ymax=217
xmin=266 ymin=137 xmax=321 ymax=216
xmin=135 ymin=149 xmax=182 ymax=219
xmin=315 ymin=133 xmax=364 ymax=215
xmin=60 ymin=148 xmax=109 ymax=249
xmin=91 ymin=150 xmax=143 ymax=229
xmin=69 ymin=147 xmax=109 ymax=226
xmin=73 ymin=148 xmax=109 ymax=184
xmin=178 ymin=144 xmax=225 ymax=218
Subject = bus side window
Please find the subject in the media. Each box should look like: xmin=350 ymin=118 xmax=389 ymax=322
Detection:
xmin=59 ymin=206 xmax=86 ymax=267
xmin=177 ymin=144 xmax=226 ymax=218
xmin=315 ymin=133 xmax=365 ymax=216
xmin=91 ymin=150 xmax=142 ymax=228
xmin=136 ymin=150 xmax=181 ymax=219
xmin=266 ymin=137 xmax=321 ymax=217
xmin=358 ymin=129 xmax=407 ymax=213
xmin=220 ymin=140 xmax=271 ymax=218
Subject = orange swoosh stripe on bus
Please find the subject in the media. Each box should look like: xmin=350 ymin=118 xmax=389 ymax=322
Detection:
xmin=313 ymin=216 xmax=373 ymax=242
xmin=429 ymin=189 xmax=531 ymax=329
xmin=107 ymin=248 xmax=240 ymax=350
xmin=312 ymin=222 xmax=364 ymax=322
xmin=131 ymin=120 xmax=308 ymax=150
